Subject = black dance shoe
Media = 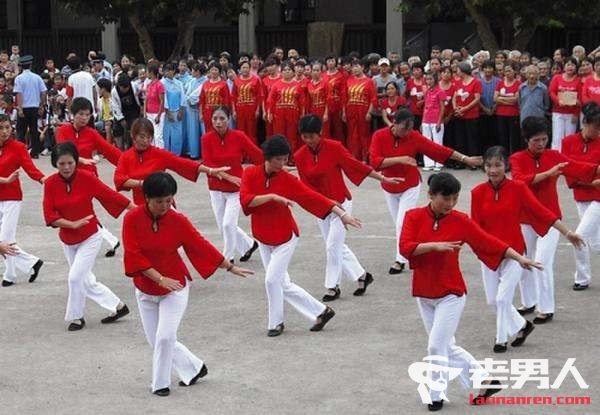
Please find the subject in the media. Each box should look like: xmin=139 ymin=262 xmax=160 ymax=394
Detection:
xmin=29 ymin=260 xmax=44 ymax=283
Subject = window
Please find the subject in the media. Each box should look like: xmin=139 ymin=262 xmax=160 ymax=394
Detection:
xmin=282 ymin=0 xmax=317 ymax=23
xmin=23 ymin=0 xmax=51 ymax=30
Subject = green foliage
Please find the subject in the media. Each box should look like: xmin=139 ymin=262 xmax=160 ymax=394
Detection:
xmin=58 ymin=0 xmax=257 ymax=26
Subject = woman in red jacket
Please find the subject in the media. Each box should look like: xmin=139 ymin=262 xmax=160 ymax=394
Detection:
xmin=43 ymin=142 xmax=133 ymax=331
xmin=240 ymin=135 xmax=361 ymax=336
xmin=199 ymin=62 xmax=231 ymax=134
xmin=123 ymin=172 xmax=251 ymax=397
xmin=56 ymin=97 xmax=123 ymax=257
xmin=306 ymin=61 xmax=330 ymax=139
xmin=295 ymin=114 xmax=403 ymax=300
xmin=369 ymin=109 xmax=482 ymax=275
xmin=266 ymin=60 xmax=305 ymax=157
xmin=472 ymin=146 xmax=583 ymax=353
xmin=202 ymin=106 xmax=262 ymax=263
xmin=114 ymin=118 xmax=224 ymax=206
xmin=510 ymin=116 xmax=600 ymax=323
xmin=452 ymin=62 xmax=482 ymax=159
xmin=561 ymin=102 xmax=600 ymax=291
xmin=548 ymin=57 xmax=581 ymax=151
xmin=400 ymin=172 xmax=540 ymax=410
xmin=493 ymin=61 xmax=521 ymax=154
xmin=0 ymin=114 xmax=45 ymax=286
xmin=232 ymin=61 xmax=263 ymax=143
xmin=342 ymin=59 xmax=377 ymax=162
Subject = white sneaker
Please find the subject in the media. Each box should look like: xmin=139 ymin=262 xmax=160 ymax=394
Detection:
xmin=40 ymin=148 xmax=50 ymax=156
xmin=433 ymin=167 xmax=442 ymax=172
xmin=423 ymin=166 xmax=433 ymax=171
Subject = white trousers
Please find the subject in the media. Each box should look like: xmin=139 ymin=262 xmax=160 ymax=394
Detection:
xmin=62 ymin=231 xmax=120 ymax=321
xmin=259 ymin=235 xmax=326 ymax=329
xmin=147 ymin=112 xmax=165 ymax=149
xmin=384 ymin=184 xmax=421 ymax=264
xmin=573 ymin=201 xmax=600 ymax=285
xmin=0 ymin=200 xmax=39 ymax=282
xmin=551 ymin=112 xmax=577 ymax=151
xmin=317 ymin=199 xmax=364 ymax=288
xmin=421 ymin=123 xmax=445 ymax=168
xmin=209 ymin=190 xmax=254 ymax=261
xmin=481 ymin=259 xmax=526 ymax=344
xmin=416 ymin=294 xmax=488 ymax=402
xmin=519 ymin=224 xmax=559 ymax=313
xmin=99 ymin=225 xmax=119 ymax=249
xmin=136 ymin=283 xmax=204 ymax=392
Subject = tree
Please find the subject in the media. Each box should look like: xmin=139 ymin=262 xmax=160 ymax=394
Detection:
xmin=59 ymin=0 xmax=258 ymax=62
xmin=401 ymin=0 xmax=600 ymax=52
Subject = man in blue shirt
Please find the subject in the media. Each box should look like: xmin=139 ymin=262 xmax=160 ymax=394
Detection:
xmin=14 ymin=55 xmax=47 ymax=158
xmin=478 ymin=59 xmax=500 ymax=152
xmin=519 ymin=65 xmax=550 ymax=124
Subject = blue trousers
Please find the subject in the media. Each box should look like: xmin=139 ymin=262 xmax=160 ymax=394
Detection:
xmin=184 ymin=106 xmax=202 ymax=158
xmin=163 ymin=111 xmax=183 ymax=156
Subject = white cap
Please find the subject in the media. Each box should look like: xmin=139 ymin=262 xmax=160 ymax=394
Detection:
xmin=378 ymin=58 xmax=390 ymax=66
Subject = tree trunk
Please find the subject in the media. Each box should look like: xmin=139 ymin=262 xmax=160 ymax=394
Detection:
xmin=167 ymin=9 xmax=201 ymax=62
xmin=511 ymin=25 xmax=538 ymax=52
xmin=499 ymin=19 xmax=514 ymax=49
xmin=128 ymin=11 xmax=156 ymax=62
xmin=462 ymin=0 xmax=499 ymax=52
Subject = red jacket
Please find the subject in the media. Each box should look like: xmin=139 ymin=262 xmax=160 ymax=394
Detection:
xmin=344 ymin=76 xmax=377 ymax=110
xmin=400 ymin=206 xmax=509 ymax=299
xmin=43 ymin=169 xmax=130 ymax=245
xmin=369 ymin=128 xmax=453 ymax=193
xmin=549 ymin=74 xmax=581 ymax=115
xmin=510 ymin=149 xmax=598 ymax=218
xmin=56 ymin=124 xmax=121 ymax=176
xmin=306 ymin=78 xmax=329 ymax=113
xmin=232 ymin=76 xmax=263 ymax=111
xmin=114 ymin=145 xmax=201 ymax=205
xmin=324 ymin=70 xmax=346 ymax=112
xmin=123 ymin=205 xmax=224 ymax=296
xmin=561 ymin=133 xmax=600 ymax=202
xmin=266 ymin=80 xmax=305 ymax=114
xmin=0 ymin=139 xmax=44 ymax=201
xmin=295 ymin=139 xmax=372 ymax=203
xmin=240 ymin=165 xmax=335 ymax=245
xmin=471 ymin=178 xmax=558 ymax=254
xmin=201 ymin=129 xmax=263 ymax=192
xmin=199 ymin=80 xmax=231 ymax=110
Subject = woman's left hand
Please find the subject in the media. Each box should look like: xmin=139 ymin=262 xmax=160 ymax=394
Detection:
xmin=229 ymin=265 xmax=254 ymax=278
xmin=464 ymin=156 xmax=483 ymax=168
xmin=566 ymin=231 xmax=586 ymax=250
xmin=519 ymin=257 xmax=543 ymax=271
xmin=382 ymin=176 xmax=405 ymax=184
xmin=341 ymin=214 xmax=362 ymax=229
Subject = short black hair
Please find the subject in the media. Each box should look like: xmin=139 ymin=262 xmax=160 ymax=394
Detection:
xmin=482 ymin=59 xmax=495 ymax=70
xmin=298 ymin=114 xmax=322 ymax=134
xmin=262 ymin=135 xmax=291 ymax=160
xmin=212 ymin=105 xmax=231 ymax=118
xmin=51 ymin=142 xmax=79 ymax=167
xmin=97 ymin=77 xmax=112 ymax=91
xmin=67 ymin=55 xmax=81 ymax=71
xmin=70 ymin=97 xmax=93 ymax=115
xmin=143 ymin=172 xmax=178 ymax=198
xmin=484 ymin=145 xmax=510 ymax=167
xmin=521 ymin=116 xmax=548 ymax=141
xmin=582 ymin=101 xmax=600 ymax=125
xmin=427 ymin=172 xmax=461 ymax=196
xmin=0 ymin=113 xmax=11 ymax=124
xmin=394 ymin=108 xmax=415 ymax=124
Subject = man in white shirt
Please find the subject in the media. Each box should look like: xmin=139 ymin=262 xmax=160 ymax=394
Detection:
xmin=66 ymin=55 xmax=97 ymax=113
